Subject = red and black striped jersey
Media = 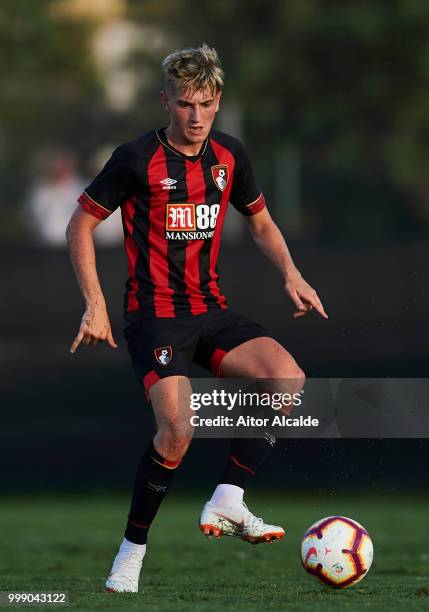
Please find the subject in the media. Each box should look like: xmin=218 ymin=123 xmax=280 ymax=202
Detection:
xmin=78 ymin=128 xmax=266 ymax=321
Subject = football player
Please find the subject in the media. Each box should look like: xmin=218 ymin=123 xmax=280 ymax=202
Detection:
xmin=66 ymin=43 xmax=327 ymax=593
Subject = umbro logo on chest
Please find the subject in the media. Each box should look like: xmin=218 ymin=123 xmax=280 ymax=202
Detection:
xmin=160 ymin=177 xmax=178 ymax=190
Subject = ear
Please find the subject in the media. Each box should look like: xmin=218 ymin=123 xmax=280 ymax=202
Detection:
xmin=215 ymin=90 xmax=222 ymax=112
xmin=160 ymin=90 xmax=170 ymax=112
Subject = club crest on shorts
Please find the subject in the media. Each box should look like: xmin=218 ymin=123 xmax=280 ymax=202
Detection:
xmin=154 ymin=346 xmax=173 ymax=366
xmin=211 ymin=164 xmax=229 ymax=191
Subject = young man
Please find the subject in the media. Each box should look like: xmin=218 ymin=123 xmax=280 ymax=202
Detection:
xmin=66 ymin=43 xmax=327 ymax=593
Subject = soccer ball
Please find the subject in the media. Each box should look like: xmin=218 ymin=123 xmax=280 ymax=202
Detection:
xmin=301 ymin=516 xmax=373 ymax=588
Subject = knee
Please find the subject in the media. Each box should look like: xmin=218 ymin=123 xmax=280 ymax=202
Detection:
xmin=267 ymin=360 xmax=305 ymax=393
xmin=155 ymin=421 xmax=193 ymax=462
xmin=289 ymin=365 xmax=305 ymax=396
xmin=272 ymin=365 xmax=305 ymax=416
xmin=291 ymin=365 xmax=305 ymax=393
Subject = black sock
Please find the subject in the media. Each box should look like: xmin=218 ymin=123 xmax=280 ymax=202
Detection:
xmin=219 ymin=434 xmax=276 ymax=491
xmin=125 ymin=441 xmax=181 ymax=544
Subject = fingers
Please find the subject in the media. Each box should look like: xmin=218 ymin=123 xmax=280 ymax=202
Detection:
xmin=70 ymin=329 xmax=118 ymax=352
xmin=291 ymin=291 xmax=305 ymax=313
xmin=107 ymin=330 xmax=118 ymax=349
xmin=309 ymin=294 xmax=328 ymax=319
xmin=293 ymin=311 xmax=305 ymax=319
xmin=287 ymin=278 xmax=329 ymax=320
xmin=70 ymin=331 xmax=85 ymax=354
xmin=292 ymin=292 xmax=328 ymax=320
xmin=293 ymin=304 xmax=312 ymax=319
xmin=296 ymin=289 xmax=329 ymax=320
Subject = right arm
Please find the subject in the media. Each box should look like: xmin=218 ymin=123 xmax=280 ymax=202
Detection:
xmin=66 ymin=206 xmax=118 ymax=353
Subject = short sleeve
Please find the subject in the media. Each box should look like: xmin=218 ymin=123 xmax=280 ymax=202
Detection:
xmin=78 ymin=144 xmax=135 ymax=220
xmin=229 ymin=143 xmax=266 ymax=216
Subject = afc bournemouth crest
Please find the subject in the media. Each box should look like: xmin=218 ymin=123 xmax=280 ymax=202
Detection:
xmin=154 ymin=346 xmax=173 ymax=366
xmin=211 ymin=164 xmax=229 ymax=191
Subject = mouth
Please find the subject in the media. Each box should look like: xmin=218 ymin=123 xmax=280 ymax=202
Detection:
xmin=188 ymin=126 xmax=204 ymax=134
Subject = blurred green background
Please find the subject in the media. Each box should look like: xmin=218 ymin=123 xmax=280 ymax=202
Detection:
xmin=3 ymin=0 xmax=429 ymax=243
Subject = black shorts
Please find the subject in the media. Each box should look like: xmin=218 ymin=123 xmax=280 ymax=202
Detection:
xmin=124 ymin=309 xmax=273 ymax=394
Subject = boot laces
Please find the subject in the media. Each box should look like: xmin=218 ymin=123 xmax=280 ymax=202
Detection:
xmin=241 ymin=502 xmax=264 ymax=529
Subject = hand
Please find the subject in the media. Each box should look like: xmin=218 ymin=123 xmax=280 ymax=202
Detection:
xmin=284 ymin=269 xmax=328 ymax=320
xmin=70 ymin=302 xmax=118 ymax=353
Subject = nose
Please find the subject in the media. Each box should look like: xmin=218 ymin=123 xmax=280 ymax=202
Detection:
xmin=190 ymin=105 xmax=201 ymax=123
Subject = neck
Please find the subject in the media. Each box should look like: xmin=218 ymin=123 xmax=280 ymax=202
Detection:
xmin=165 ymin=125 xmax=204 ymax=156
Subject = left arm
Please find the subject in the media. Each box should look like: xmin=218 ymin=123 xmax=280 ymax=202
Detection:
xmin=245 ymin=207 xmax=328 ymax=319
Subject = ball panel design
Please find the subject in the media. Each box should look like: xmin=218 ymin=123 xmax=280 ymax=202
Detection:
xmin=301 ymin=516 xmax=373 ymax=588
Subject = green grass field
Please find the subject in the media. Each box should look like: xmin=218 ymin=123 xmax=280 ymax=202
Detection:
xmin=1 ymin=492 xmax=429 ymax=611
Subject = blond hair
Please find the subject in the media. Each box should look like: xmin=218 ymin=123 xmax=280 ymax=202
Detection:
xmin=162 ymin=43 xmax=224 ymax=95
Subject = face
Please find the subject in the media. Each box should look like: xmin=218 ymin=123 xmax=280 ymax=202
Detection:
xmin=161 ymin=86 xmax=221 ymax=144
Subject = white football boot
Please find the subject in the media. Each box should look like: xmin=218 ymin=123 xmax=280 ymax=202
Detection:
xmin=199 ymin=501 xmax=285 ymax=544
xmin=105 ymin=549 xmax=145 ymax=593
